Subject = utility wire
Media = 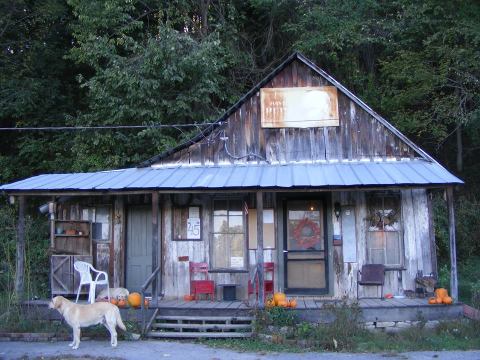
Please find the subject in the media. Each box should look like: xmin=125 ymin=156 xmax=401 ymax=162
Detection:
xmin=0 ymin=123 xmax=219 ymax=131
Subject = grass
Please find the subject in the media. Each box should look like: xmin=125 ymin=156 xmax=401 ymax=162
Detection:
xmin=202 ymin=319 xmax=480 ymax=353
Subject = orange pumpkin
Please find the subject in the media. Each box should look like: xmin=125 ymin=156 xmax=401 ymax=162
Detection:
xmin=265 ymin=298 xmax=275 ymax=308
xmin=273 ymin=292 xmax=287 ymax=306
xmin=435 ymin=288 xmax=449 ymax=299
xmin=117 ymin=299 xmax=127 ymax=308
xmin=435 ymin=297 xmax=443 ymax=304
xmin=288 ymin=299 xmax=297 ymax=308
xmin=184 ymin=294 xmax=194 ymax=301
xmin=442 ymin=296 xmax=453 ymax=305
xmin=144 ymin=298 xmax=150 ymax=308
xmin=277 ymin=300 xmax=288 ymax=307
xmin=428 ymin=297 xmax=437 ymax=304
xmin=110 ymin=298 xmax=118 ymax=306
xmin=128 ymin=292 xmax=142 ymax=308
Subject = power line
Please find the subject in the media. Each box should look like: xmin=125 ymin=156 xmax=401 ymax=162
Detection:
xmin=0 ymin=122 xmax=221 ymax=131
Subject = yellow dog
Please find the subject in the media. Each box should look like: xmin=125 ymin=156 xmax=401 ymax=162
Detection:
xmin=49 ymin=296 xmax=126 ymax=349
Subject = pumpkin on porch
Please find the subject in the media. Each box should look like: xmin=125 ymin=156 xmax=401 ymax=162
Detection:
xmin=428 ymin=297 xmax=437 ymax=305
xmin=277 ymin=299 xmax=288 ymax=307
xmin=273 ymin=292 xmax=286 ymax=305
xmin=128 ymin=292 xmax=142 ymax=308
xmin=288 ymin=299 xmax=297 ymax=308
xmin=443 ymin=296 xmax=453 ymax=305
xmin=435 ymin=288 xmax=449 ymax=299
xmin=265 ymin=298 xmax=275 ymax=308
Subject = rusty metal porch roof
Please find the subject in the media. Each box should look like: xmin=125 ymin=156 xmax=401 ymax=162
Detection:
xmin=0 ymin=160 xmax=462 ymax=194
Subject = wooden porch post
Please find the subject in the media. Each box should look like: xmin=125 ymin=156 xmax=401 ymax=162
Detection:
xmin=256 ymin=191 xmax=265 ymax=308
xmin=113 ymin=196 xmax=125 ymax=287
xmin=15 ymin=196 xmax=26 ymax=301
xmin=152 ymin=191 xmax=159 ymax=306
xmin=446 ymin=187 xmax=458 ymax=301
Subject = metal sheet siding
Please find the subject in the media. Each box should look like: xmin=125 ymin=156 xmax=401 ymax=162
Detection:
xmin=0 ymin=160 xmax=463 ymax=192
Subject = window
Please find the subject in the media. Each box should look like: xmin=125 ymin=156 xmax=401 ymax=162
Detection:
xmin=82 ymin=206 xmax=110 ymax=242
xmin=366 ymin=193 xmax=402 ymax=267
xmin=248 ymin=209 xmax=275 ymax=249
xmin=212 ymin=199 xmax=246 ymax=270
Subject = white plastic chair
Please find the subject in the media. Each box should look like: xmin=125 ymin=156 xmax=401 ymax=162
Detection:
xmin=74 ymin=261 xmax=110 ymax=304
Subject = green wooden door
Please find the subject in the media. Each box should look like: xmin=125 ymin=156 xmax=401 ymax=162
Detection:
xmin=126 ymin=206 xmax=153 ymax=293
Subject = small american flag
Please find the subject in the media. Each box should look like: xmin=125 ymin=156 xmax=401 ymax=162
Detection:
xmin=244 ymin=201 xmax=249 ymax=215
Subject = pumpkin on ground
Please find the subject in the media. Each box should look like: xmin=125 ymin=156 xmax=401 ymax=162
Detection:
xmin=273 ymin=292 xmax=287 ymax=305
xmin=128 ymin=292 xmax=142 ymax=308
xmin=288 ymin=299 xmax=297 ymax=308
xmin=443 ymin=296 xmax=453 ymax=305
xmin=435 ymin=297 xmax=443 ymax=304
xmin=428 ymin=297 xmax=437 ymax=305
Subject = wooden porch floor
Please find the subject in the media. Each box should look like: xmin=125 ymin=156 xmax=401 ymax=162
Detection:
xmin=154 ymin=297 xmax=433 ymax=309
xmin=152 ymin=297 xmax=464 ymax=323
xmin=22 ymin=297 xmax=464 ymax=323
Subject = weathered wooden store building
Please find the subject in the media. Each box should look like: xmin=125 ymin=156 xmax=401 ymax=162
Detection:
xmin=1 ymin=52 xmax=462 ymax=313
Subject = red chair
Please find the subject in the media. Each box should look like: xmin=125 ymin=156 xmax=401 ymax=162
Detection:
xmin=248 ymin=262 xmax=274 ymax=299
xmin=189 ymin=262 xmax=215 ymax=301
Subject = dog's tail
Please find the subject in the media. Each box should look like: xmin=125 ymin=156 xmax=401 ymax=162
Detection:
xmin=115 ymin=307 xmax=127 ymax=331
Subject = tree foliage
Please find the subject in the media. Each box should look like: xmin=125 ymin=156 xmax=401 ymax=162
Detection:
xmin=0 ymin=0 xmax=479 ymax=273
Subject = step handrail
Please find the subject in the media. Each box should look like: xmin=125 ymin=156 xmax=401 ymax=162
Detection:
xmin=141 ymin=265 xmax=161 ymax=333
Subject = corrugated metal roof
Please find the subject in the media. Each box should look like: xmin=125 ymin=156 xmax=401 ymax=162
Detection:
xmin=0 ymin=160 xmax=462 ymax=193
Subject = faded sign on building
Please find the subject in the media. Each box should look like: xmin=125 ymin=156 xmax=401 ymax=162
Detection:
xmin=261 ymin=86 xmax=339 ymax=128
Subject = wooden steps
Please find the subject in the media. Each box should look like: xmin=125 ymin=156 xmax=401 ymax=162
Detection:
xmin=146 ymin=315 xmax=253 ymax=339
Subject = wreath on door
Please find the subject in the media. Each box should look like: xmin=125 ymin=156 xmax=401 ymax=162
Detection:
xmin=292 ymin=218 xmax=321 ymax=249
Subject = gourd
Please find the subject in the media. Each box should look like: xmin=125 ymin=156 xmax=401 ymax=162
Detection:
xmin=435 ymin=297 xmax=443 ymax=304
xmin=288 ymin=299 xmax=297 ymax=308
xmin=128 ymin=292 xmax=142 ymax=308
xmin=443 ymin=296 xmax=453 ymax=305
xmin=273 ymin=292 xmax=287 ymax=305
xmin=428 ymin=297 xmax=437 ymax=305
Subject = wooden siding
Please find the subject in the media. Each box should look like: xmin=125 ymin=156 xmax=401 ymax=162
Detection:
xmin=156 ymin=60 xmax=415 ymax=167
xmin=332 ymin=189 xmax=433 ymax=298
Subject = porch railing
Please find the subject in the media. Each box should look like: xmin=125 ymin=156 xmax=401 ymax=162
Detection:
xmin=140 ymin=265 xmax=161 ymax=333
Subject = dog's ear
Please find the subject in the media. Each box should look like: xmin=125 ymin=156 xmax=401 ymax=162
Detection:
xmin=52 ymin=296 xmax=62 ymax=309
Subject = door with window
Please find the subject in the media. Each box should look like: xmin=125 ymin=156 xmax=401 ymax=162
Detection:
xmin=284 ymin=200 xmax=328 ymax=294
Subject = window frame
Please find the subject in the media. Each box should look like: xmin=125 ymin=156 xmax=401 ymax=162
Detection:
xmin=366 ymin=192 xmax=404 ymax=269
xmin=209 ymin=198 xmax=248 ymax=273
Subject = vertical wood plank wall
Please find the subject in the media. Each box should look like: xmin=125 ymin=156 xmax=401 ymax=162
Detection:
xmin=52 ymin=188 xmax=433 ymax=300
xmin=333 ymin=189 xmax=433 ymax=299
xmin=158 ymin=59 xmax=415 ymax=167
